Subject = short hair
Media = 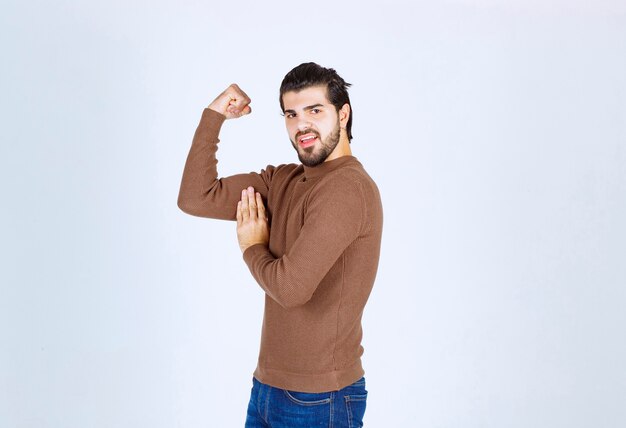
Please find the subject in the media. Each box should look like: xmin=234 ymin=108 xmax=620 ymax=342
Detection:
xmin=279 ymin=62 xmax=353 ymax=141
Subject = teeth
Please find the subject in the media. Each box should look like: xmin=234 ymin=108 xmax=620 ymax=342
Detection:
xmin=301 ymin=136 xmax=315 ymax=142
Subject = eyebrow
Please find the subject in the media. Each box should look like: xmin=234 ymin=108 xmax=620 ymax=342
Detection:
xmin=283 ymin=103 xmax=325 ymax=114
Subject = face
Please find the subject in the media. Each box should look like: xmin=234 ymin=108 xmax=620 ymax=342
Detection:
xmin=282 ymin=85 xmax=342 ymax=167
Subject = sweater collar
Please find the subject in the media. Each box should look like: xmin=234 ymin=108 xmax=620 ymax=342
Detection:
xmin=303 ymin=155 xmax=359 ymax=180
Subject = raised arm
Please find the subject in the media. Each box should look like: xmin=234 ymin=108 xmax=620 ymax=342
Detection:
xmin=178 ymin=84 xmax=274 ymax=220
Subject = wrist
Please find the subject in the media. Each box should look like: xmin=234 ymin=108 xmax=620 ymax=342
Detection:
xmin=240 ymin=241 xmax=266 ymax=254
xmin=207 ymin=104 xmax=225 ymax=116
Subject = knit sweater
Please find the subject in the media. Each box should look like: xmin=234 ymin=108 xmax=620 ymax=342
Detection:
xmin=178 ymin=108 xmax=383 ymax=393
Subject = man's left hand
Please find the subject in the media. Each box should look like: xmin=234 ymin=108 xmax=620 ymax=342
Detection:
xmin=236 ymin=186 xmax=270 ymax=253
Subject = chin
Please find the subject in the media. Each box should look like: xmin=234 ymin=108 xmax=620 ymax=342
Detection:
xmin=299 ymin=153 xmax=327 ymax=168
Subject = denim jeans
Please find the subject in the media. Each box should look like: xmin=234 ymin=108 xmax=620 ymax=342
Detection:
xmin=244 ymin=376 xmax=368 ymax=427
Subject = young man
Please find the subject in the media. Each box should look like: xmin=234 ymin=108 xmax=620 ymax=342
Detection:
xmin=178 ymin=62 xmax=383 ymax=427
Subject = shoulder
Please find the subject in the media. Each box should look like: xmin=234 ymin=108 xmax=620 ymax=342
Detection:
xmin=321 ymin=161 xmax=380 ymax=203
xmin=314 ymin=162 xmax=383 ymax=229
xmin=264 ymin=162 xmax=300 ymax=175
xmin=310 ymin=168 xmax=368 ymax=211
xmin=306 ymin=160 xmax=383 ymax=232
xmin=259 ymin=162 xmax=301 ymax=182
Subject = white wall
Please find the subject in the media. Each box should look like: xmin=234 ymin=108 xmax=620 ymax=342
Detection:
xmin=1 ymin=1 xmax=625 ymax=427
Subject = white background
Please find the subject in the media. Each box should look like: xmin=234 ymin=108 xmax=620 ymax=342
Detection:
xmin=1 ymin=1 xmax=625 ymax=427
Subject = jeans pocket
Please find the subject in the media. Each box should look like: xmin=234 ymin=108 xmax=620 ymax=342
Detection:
xmin=344 ymin=392 xmax=367 ymax=428
xmin=283 ymin=390 xmax=332 ymax=406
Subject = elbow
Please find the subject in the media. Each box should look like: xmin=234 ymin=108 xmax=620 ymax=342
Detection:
xmin=278 ymin=297 xmax=310 ymax=309
xmin=177 ymin=196 xmax=207 ymax=217
xmin=279 ymin=298 xmax=306 ymax=309
xmin=273 ymin=287 xmax=315 ymax=309
xmin=252 ymin=260 xmax=320 ymax=309
xmin=177 ymin=196 xmax=196 ymax=216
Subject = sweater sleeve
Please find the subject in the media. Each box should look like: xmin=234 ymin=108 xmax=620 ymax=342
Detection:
xmin=177 ymin=108 xmax=276 ymax=220
xmin=242 ymin=177 xmax=365 ymax=308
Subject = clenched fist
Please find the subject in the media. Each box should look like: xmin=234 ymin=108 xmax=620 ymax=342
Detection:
xmin=208 ymin=83 xmax=252 ymax=120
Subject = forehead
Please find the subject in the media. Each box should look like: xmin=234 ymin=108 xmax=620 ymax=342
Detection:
xmin=282 ymin=85 xmax=330 ymax=110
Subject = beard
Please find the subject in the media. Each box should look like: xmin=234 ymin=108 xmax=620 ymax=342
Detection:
xmin=291 ymin=119 xmax=341 ymax=168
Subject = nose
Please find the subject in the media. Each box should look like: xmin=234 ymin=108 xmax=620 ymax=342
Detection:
xmin=296 ymin=117 xmax=312 ymax=132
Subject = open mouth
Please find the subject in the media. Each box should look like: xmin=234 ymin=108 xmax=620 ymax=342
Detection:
xmin=298 ymin=134 xmax=318 ymax=148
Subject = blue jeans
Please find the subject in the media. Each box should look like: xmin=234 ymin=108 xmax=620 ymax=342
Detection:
xmin=244 ymin=376 xmax=368 ymax=427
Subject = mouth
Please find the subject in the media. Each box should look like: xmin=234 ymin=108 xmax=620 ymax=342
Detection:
xmin=298 ymin=133 xmax=318 ymax=148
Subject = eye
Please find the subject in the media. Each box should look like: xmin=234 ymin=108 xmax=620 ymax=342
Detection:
xmin=311 ymin=108 xmax=321 ymax=114
xmin=285 ymin=113 xmax=296 ymax=119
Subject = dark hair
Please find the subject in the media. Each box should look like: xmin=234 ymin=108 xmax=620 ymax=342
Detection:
xmin=279 ymin=62 xmax=353 ymax=141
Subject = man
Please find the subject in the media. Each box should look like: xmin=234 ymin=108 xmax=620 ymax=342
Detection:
xmin=178 ymin=62 xmax=383 ymax=427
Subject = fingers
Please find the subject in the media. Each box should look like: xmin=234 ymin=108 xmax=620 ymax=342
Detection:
xmin=256 ymin=192 xmax=266 ymax=220
xmin=208 ymin=83 xmax=252 ymax=118
xmin=236 ymin=200 xmax=243 ymax=225
xmin=225 ymin=84 xmax=252 ymax=117
xmin=227 ymin=102 xmax=252 ymax=117
xmin=247 ymin=187 xmax=258 ymax=215
xmin=240 ymin=187 xmax=267 ymax=221
xmin=229 ymin=83 xmax=251 ymax=102
xmin=240 ymin=188 xmax=250 ymax=221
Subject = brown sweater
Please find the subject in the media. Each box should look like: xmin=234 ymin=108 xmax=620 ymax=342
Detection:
xmin=178 ymin=108 xmax=383 ymax=393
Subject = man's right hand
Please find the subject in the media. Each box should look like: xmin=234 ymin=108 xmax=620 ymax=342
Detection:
xmin=207 ymin=84 xmax=252 ymax=120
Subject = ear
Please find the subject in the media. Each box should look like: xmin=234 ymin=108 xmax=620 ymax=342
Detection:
xmin=339 ymin=103 xmax=351 ymax=128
